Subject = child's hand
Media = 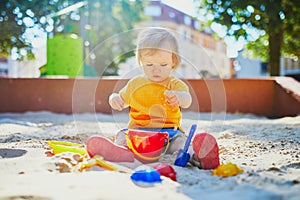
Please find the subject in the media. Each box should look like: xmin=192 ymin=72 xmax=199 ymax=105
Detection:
xmin=109 ymin=93 xmax=124 ymax=111
xmin=164 ymin=90 xmax=180 ymax=107
xmin=164 ymin=90 xmax=192 ymax=108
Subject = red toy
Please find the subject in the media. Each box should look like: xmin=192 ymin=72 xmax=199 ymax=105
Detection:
xmin=153 ymin=163 xmax=177 ymax=181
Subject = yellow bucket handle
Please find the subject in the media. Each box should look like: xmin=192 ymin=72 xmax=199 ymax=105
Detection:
xmin=125 ymin=131 xmax=170 ymax=162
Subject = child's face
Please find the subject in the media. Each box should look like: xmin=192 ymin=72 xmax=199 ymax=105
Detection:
xmin=140 ymin=50 xmax=174 ymax=82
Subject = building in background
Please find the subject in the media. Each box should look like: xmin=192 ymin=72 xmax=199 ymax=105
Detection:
xmin=120 ymin=0 xmax=232 ymax=79
xmin=234 ymin=50 xmax=300 ymax=80
xmin=233 ymin=51 xmax=267 ymax=78
xmin=280 ymin=57 xmax=300 ymax=81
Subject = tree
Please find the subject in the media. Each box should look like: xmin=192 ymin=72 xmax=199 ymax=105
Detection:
xmin=84 ymin=0 xmax=144 ymax=76
xmin=0 ymin=0 xmax=81 ymax=60
xmin=198 ymin=0 xmax=300 ymax=76
xmin=0 ymin=0 xmax=145 ymax=76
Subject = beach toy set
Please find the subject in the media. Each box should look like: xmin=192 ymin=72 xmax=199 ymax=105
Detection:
xmin=47 ymin=124 xmax=244 ymax=185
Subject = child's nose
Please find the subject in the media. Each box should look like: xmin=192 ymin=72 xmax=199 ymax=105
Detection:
xmin=153 ymin=64 xmax=160 ymax=71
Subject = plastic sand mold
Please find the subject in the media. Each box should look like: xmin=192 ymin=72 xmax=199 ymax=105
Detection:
xmin=212 ymin=162 xmax=244 ymax=177
xmin=47 ymin=140 xmax=87 ymax=155
xmin=130 ymin=166 xmax=162 ymax=187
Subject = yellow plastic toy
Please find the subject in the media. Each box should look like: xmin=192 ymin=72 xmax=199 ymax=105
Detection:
xmin=212 ymin=162 xmax=244 ymax=177
xmin=79 ymin=155 xmax=132 ymax=173
xmin=79 ymin=155 xmax=118 ymax=171
xmin=47 ymin=140 xmax=87 ymax=155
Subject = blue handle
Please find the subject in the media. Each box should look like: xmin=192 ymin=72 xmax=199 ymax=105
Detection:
xmin=183 ymin=124 xmax=197 ymax=152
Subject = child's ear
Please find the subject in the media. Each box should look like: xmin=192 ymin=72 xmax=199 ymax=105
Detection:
xmin=172 ymin=61 xmax=176 ymax=69
xmin=172 ymin=54 xmax=178 ymax=69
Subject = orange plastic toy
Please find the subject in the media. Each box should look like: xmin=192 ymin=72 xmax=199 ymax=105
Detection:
xmin=212 ymin=162 xmax=244 ymax=177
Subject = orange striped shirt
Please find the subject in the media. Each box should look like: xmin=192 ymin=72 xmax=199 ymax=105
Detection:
xmin=120 ymin=76 xmax=189 ymax=130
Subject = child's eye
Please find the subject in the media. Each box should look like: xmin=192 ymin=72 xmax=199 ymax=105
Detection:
xmin=144 ymin=63 xmax=168 ymax=67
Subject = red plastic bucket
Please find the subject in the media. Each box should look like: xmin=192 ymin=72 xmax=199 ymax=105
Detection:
xmin=126 ymin=130 xmax=169 ymax=163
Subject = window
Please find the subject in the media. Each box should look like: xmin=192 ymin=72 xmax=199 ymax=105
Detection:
xmin=144 ymin=5 xmax=162 ymax=17
xmin=168 ymin=11 xmax=175 ymax=18
xmin=194 ymin=21 xmax=200 ymax=30
xmin=261 ymin=62 xmax=268 ymax=74
xmin=183 ymin=15 xmax=191 ymax=26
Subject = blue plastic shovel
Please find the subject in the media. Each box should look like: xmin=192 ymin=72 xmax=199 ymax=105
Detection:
xmin=174 ymin=124 xmax=197 ymax=167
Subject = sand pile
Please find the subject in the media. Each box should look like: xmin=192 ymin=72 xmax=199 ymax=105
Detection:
xmin=0 ymin=111 xmax=299 ymax=200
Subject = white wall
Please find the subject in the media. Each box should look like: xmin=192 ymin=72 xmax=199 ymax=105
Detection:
xmin=8 ymin=44 xmax=47 ymax=78
xmin=235 ymin=52 xmax=267 ymax=78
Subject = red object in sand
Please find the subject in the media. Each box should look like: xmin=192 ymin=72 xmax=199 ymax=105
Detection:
xmin=154 ymin=163 xmax=177 ymax=181
xmin=192 ymin=133 xmax=220 ymax=169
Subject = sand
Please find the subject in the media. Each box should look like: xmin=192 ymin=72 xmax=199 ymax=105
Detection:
xmin=0 ymin=111 xmax=299 ymax=200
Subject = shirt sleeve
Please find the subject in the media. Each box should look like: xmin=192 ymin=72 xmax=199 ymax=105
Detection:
xmin=119 ymin=81 xmax=132 ymax=105
xmin=119 ymin=77 xmax=141 ymax=105
xmin=169 ymin=77 xmax=190 ymax=92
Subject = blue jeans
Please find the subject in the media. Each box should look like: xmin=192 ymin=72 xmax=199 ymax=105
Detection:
xmin=136 ymin=128 xmax=182 ymax=140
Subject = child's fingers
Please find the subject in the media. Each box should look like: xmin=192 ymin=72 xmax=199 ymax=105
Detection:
xmin=169 ymin=94 xmax=177 ymax=101
xmin=115 ymin=105 xmax=123 ymax=111
xmin=165 ymin=93 xmax=176 ymax=100
xmin=112 ymin=99 xmax=124 ymax=111
xmin=168 ymin=101 xmax=179 ymax=107
xmin=117 ymin=102 xmax=124 ymax=111
xmin=166 ymin=95 xmax=179 ymax=107
xmin=165 ymin=90 xmax=181 ymax=107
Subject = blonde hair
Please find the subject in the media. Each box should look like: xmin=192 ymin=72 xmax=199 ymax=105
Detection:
xmin=136 ymin=28 xmax=181 ymax=69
